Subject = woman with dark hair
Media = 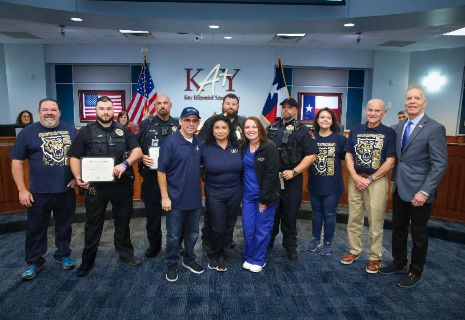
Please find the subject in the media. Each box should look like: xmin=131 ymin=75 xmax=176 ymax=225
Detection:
xmin=117 ymin=111 xmax=135 ymax=133
xmin=307 ymin=107 xmax=347 ymax=256
xmin=16 ymin=110 xmax=33 ymax=126
xmin=200 ymin=114 xmax=242 ymax=272
xmin=241 ymin=116 xmax=280 ymax=272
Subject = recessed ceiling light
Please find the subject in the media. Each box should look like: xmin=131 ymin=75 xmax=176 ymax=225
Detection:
xmin=119 ymin=30 xmax=150 ymax=34
xmin=70 ymin=17 xmax=83 ymax=22
xmin=344 ymin=23 xmax=355 ymax=27
xmin=209 ymin=25 xmax=220 ymax=29
xmin=224 ymin=36 xmax=232 ymax=39
xmin=276 ymin=33 xmax=306 ymax=37
xmin=443 ymin=27 xmax=465 ymax=36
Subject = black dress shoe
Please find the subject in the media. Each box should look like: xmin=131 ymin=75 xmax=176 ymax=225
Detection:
xmin=76 ymin=264 xmax=93 ymax=277
xmin=287 ymin=248 xmax=298 ymax=260
xmin=398 ymin=272 xmax=422 ymax=288
xmin=120 ymin=255 xmax=142 ymax=267
xmin=145 ymin=246 xmax=161 ymax=258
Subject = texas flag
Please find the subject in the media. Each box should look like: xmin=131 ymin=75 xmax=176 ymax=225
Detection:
xmin=261 ymin=58 xmax=289 ymax=124
xmin=301 ymin=95 xmax=340 ymax=121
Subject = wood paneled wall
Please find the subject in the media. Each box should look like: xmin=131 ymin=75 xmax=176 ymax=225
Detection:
xmin=1 ymin=136 xmax=465 ymax=222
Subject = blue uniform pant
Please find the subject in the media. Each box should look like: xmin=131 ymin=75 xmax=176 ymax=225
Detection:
xmin=205 ymin=187 xmax=241 ymax=261
xmin=26 ymin=189 xmax=75 ymax=266
xmin=141 ymin=171 xmax=163 ymax=249
xmin=165 ymin=208 xmax=202 ymax=268
xmin=242 ymin=197 xmax=278 ymax=266
xmin=310 ymin=193 xmax=341 ymax=243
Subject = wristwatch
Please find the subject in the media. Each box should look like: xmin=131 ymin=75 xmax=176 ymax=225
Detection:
xmin=121 ymin=160 xmax=129 ymax=168
xmin=292 ymin=169 xmax=299 ymax=177
xmin=368 ymin=175 xmax=374 ymax=181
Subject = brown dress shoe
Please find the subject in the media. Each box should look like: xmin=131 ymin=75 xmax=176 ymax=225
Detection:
xmin=340 ymin=252 xmax=359 ymax=265
xmin=366 ymin=260 xmax=381 ymax=274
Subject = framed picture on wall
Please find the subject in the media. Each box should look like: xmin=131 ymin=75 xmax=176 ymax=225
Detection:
xmin=78 ymin=90 xmax=125 ymax=122
xmin=298 ymin=92 xmax=342 ymax=124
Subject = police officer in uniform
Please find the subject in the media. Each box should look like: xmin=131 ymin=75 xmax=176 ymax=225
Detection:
xmin=267 ymin=98 xmax=318 ymax=260
xmin=69 ymin=96 xmax=143 ymax=277
xmin=137 ymin=94 xmax=179 ymax=258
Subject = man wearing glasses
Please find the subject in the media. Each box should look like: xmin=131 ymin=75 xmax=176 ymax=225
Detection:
xmin=158 ymin=107 xmax=204 ymax=282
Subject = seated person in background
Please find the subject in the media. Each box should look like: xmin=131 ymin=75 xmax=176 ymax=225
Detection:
xmin=117 ymin=111 xmax=136 ymax=133
xmin=16 ymin=110 xmax=34 ymax=126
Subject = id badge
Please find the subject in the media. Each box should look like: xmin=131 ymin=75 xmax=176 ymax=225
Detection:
xmin=151 ymin=138 xmax=159 ymax=147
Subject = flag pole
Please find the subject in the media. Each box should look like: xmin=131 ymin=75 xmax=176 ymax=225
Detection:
xmin=141 ymin=48 xmax=149 ymax=118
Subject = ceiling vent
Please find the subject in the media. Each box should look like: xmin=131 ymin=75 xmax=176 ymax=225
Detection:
xmin=121 ymin=32 xmax=152 ymax=39
xmin=378 ymin=40 xmax=416 ymax=47
xmin=0 ymin=32 xmax=41 ymax=39
xmin=272 ymin=35 xmax=305 ymax=42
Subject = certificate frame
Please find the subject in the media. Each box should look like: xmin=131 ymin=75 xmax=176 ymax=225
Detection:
xmin=81 ymin=157 xmax=115 ymax=182
xmin=297 ymin=92 xmax=342 ymax=124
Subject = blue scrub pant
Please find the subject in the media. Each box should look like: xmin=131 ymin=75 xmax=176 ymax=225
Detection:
xmin=26 ymin=189 xmax=75 ymax=266
xmin=242 ymin=197 xmax=278 ymax=266
xmin=165 ymin=208 xmax=202 ymax=268
xmin=310 ymin=193 xmax=341 ymax=243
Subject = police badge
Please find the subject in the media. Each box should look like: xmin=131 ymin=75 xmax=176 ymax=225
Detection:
xmin=115 ymin=128 xmax=124 ymax=136
xmin=172 ymin=126 xmax=177 ymax=132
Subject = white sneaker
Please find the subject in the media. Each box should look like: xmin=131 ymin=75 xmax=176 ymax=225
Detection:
xmin=249 ymin=263 xmax=266 ymax=273
xmin=242 ymin=261 xmax=253 ymax=270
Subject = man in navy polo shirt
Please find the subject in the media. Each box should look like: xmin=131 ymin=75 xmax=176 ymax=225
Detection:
xmin=340 ymin=99 xmax=396 ymax=274
xmin=11 ymin=98 xmax=78 ymax=280
xmin=158 ymin=106 xmax=204 ymax=282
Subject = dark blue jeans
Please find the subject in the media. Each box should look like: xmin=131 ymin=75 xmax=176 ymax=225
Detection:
xmin=165 ymin=208 xmax=202 ymax=268
xmin=26 ymin=189 xmax=75 ymax=266
xmin=310 ymin=193 xmax=341 ymax=243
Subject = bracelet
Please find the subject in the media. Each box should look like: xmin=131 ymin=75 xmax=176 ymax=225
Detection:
xmin=121 ymin=160 xmax=129 ymax=169
xmin=292 ymin=169 xmax=299 ymax=177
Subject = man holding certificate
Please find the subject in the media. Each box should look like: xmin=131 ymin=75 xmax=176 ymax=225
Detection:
xmin=137 ymin=94 xmax=179 ymax=258
xmin=69 ymin=96 xmax=142 ymax=277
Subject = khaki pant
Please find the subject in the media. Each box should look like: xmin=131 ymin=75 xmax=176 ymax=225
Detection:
xmin=347 ymin=175 xmax=389 ymax=261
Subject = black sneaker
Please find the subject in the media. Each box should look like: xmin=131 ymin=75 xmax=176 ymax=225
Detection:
xmin=398 ymin=272 xmax=422 ymax=288
xmin=76 ymin=264 xmax=93 ymax=277
xmin=145 ymin=246 xmax=161 ymax=258
xmin=208 ymin=261 xmax=218 ymax=270
xmin=182 ymin=260 xmax=205 ymax=274
xmin=119 ymin=255 xmax=142 ymax=267
xmin=166 ymin=266 xmax=178 ymax=282
xmin=216 ymin=261 xmax=228 ymax=272
xmin=286 ymin=248 xmax=298 ymax=260
xmin=379 ymin=263 xmax=408 ymax=275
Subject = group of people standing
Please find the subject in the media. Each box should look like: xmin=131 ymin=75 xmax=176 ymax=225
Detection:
xmin=11 ymin=84 xmax=447 ymax=289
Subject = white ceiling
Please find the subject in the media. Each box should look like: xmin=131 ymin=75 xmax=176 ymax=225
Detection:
xmin=0 ymin=1 xmax=465 ymax=51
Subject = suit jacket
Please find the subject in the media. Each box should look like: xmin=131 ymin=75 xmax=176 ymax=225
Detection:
xmin=393 ymin=114 xmax=448 ymax=203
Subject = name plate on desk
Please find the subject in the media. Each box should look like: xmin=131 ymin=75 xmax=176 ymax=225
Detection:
xmin=81 ymin=157 xmax=115 ymax=182
xmin=148 ymin=147 xmax=159 ymax=170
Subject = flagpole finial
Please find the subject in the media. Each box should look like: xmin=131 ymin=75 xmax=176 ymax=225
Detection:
xmin=141 ymin=48 xmax=149 ymax=56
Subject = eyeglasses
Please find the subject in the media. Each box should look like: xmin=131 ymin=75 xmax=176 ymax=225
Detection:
xmin=183 ymin=118 xmax=200 ymax=124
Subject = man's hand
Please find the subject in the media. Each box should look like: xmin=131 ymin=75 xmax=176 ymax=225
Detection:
xmin=162 ymin=197 xmax=172 ymax=212
xmin=353 ymin=175 xmax=370 ymax=190
xmin=259 ymin=203 xmax=267 ymax=213
xmin=67 ymin=179 xmax=77 ymax=189
xmin=76 ymin=178 xmax=90 ymax=189
xmin=113 ymin=164 xmax=127 ymax=179
xmin=411 ymin=192 xmax=428 ymax=207
xmin=19 ymin=190 xmax=34 ymax=207
xmin=142 ymin=155 xmax=153 ymax=167
xmin=281 ymin=170 xmax=294 ymax=181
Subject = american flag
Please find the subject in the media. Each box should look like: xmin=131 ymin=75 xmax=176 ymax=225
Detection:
xmin=80 ymin=91 xmax=123 ymax=121
xmin=127 ymin=59 xmax=157 ymax=124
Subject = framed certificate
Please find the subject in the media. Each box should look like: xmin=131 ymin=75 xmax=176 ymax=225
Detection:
xmin=81 ymin=157 xmax=115 ymax=182
xmin=148 ymin=147 xmax=159 ymax=170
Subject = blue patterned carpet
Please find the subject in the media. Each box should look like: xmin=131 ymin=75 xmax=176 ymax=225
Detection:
xmin=0 ymin=217 xmax=464 ymax=320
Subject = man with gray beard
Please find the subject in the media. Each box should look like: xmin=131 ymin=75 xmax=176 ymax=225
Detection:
xmin=11 ymin=98 xmax=78 ymax=280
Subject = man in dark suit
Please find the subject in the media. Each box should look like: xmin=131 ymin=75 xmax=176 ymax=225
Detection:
xmin=379 ymin=85 xmax=448 ymax=288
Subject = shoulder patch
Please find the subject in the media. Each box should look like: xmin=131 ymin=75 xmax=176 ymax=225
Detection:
xmin=307 ymin=130 xmax=316 ymax=140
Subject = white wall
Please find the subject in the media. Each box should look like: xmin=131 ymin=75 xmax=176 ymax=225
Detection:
xmin=409 ymin=47 xmax=465 ymax=135
xmin=372 ymin=51 xmax=410 ymax=126
xmin=4 ymin=44 xmax=46 ymax=123
xmin=0 ymin=44 xmax=10 ymax=124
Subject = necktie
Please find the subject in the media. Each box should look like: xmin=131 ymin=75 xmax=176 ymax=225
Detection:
xmin=401 ymin=120 xmax=413 ymax=151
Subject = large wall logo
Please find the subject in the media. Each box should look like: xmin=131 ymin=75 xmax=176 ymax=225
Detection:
xmin=184 ymin=64 xmax=240 ymax=101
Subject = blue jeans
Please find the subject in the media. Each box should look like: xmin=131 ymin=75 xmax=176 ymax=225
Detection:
xmin=165 ymin=208 xmax=202 ymax=268
xmin=310 ymin=193 xmax=341 ymax=243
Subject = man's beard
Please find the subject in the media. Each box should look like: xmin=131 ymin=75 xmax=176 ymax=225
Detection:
xmin=223 ymin=107 xmax=238 ymax=119
xmin=97 ymin=114 xmax=113 ymax=124
xmin=40 ymin=118 xmax=59 ymax=128
xmin=282 ymin=113 xmax=295 ymax=122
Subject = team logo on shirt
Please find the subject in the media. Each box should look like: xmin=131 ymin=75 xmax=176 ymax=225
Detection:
xmin=115 ymin=128 xmax=124 ymax=136
xmin=172 ymin=126 xmax=177 ymax=132
xmin=231 ymin=148 xmax=239 ymax=154
xmin=313 ymin=143 xmax=336 ymax=176
xmin=39 ymin=131 xmax=72 ymax=166
xmin=354 ymin=134 xmax=384 ymax=169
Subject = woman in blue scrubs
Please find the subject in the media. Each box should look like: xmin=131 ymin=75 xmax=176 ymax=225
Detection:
xmin=201 ymin=115 xmax=242 ymax=272
xmin=241 ymin=116 xmax=280 ymax=273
